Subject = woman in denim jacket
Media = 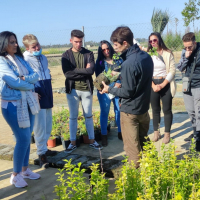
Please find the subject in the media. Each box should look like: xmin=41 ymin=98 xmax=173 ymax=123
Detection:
xmin=0 ymin=31 xmax=40 ymax=188
xmin=95 ymin=40 xmax=123 ymax=146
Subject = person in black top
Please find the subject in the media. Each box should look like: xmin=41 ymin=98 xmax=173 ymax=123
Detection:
xmin=62 ymin=30 xmax=102 ymax=152
xmin=95 ymin=40 xmax=122 ymax=146
xmin=101 ymin=26 xmax=153 ymax=168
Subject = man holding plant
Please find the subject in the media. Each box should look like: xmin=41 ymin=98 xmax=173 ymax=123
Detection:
xmin=62 ymin=30 xmax=102 ymax=152
xmin=100 ymin=26 xmax=153 ymax=168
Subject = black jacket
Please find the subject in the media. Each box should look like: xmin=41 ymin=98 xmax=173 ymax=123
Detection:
xmin=108 ymin=44 xmax=154 ymax=115
xmin=177 ymin=42 xmax=200 ymax=88
xmin=62 ymin=47 xmax=95 ymax=94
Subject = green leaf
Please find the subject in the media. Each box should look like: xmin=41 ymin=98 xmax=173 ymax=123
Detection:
xmin=181 ymin=0 xmax=200 ymax=27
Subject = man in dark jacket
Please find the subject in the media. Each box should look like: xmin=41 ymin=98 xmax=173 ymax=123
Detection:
xmin=177 ymin=32 xmax=200 ymax=150
xmin=101 ymin=26 xmax=153 ymax=168
xmin=62 ymin=30 xmax=102 ymax=153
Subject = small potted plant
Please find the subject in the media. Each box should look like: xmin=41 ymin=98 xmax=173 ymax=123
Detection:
xmin=93 ymin=111 xmax=101 ymax=141
xmin=47 ymin=135 xmax=56 ymax=148
xmin=109 ymin=115 xmax=116 ymax=127
xmin=61 ymin=132 xmax=70 ymax=150
xmin=93 ymin=72 xmax=110 ymax=91
xmin=51 ymin=128 xmax=62 ymax=146
xmin=79 ymin=122 xmax=90 ymax=144
xmin=76 ymin=133 xmax=81 ymax=147
xmin=31 ymin=132 xmax=35 ymax=144
xmin=82 ymin=132 xmax=90 ymax=144
xmin=94 ymin=127 xmax=101 ymax=141
xmin=52 ymin=117 xmax=62 ymax=146
xmin=93 ymin=53 xmax=122 ymax=91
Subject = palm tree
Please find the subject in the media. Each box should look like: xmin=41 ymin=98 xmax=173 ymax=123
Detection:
xmin=151 ymin=9 xmax=170 ymax=34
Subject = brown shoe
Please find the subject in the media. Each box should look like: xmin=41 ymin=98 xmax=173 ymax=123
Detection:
xmin=152 ymin=131 xmax=161 ymax=142
xmin=101 ymin=135 xmax=108 ymax=147
xmin=162 ymin=132 xmax=170 ymax=144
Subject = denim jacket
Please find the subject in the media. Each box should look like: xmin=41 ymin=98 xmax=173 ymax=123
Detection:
xmin=0 ymin=55 xmax=39 ymax=100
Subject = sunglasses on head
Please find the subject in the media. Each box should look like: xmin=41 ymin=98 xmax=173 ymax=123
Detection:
xmin=149 ymin=39 xmax=158 ymax=44
xmin=102 ymin=47 xmax=109 ymax=52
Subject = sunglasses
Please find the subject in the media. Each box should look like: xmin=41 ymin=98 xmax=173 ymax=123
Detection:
xmin=184 ymin=46 xmax=193 ymax=51
xmin=102 ymin=48 xmax=109 ymax=52
xmin=149 ymin=39 xmax=158 ymax=44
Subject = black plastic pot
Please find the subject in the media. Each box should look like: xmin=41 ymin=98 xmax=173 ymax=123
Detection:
xmin=79 ymin=134 xmax=84 ymax=143
xmin=31 ymin=135 xmax=35 ymax=144
xmin=107 ymin=123 xmax=111 ymax=132
xmin=95 ymin=129 xmax=101 ymax=141
xmin=61 ymin=139 xmax=71 ymax=150
xmin=76 ymin=137 xmax=81 ymax=147
xmin=55 ymin=135 xmax=62 ymax=145
xmin=110 ymin=120 xmax=117 ymax=127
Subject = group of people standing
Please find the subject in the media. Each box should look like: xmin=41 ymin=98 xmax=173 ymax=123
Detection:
xmin=0 ymin=26 xmax=199 ymax=188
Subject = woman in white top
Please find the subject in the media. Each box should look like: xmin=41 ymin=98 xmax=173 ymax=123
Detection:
xmin=147 ymin=32 xmax=176 ymax=144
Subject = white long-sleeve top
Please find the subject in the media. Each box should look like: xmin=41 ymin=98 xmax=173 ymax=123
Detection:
xmin=152 ymin=55 xmax=174 ymax=82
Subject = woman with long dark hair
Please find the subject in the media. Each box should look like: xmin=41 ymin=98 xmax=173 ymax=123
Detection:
xmin=0 ymin=31 xmax=40 ymax=188
xmin=147 ymin=32 xmax=176 ymax=144
xmin=95 ymin=40 xmax=123 ymax=146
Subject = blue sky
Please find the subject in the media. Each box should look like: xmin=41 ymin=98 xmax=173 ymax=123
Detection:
xmin=1 ymin=0 xmax=197 ymax=46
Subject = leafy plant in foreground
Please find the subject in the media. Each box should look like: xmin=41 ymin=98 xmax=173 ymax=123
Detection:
xmin=54 ymin=140 xmax=200 ymax=199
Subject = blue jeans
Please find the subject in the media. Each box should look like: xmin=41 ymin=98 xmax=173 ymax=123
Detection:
xmin=33 ymin=108 xmax=52 ymax=155
xmin=67 ymin=89 xmax=95 ymax=141
xmin=2 ymin=103 xmax=35 ymax=173
xmin=97 ymin=91 xmax=121 ymax=135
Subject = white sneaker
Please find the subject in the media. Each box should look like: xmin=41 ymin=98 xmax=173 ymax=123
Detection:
xmin=89 ymin=141 xmax=103 ymax=150
xmin=10 ymin=174 xmax=28 ymax=188
xmin=65 ymin=143 xmax=77 ymax=153
xmin=21 ymin=168 xmax=41 ymax=180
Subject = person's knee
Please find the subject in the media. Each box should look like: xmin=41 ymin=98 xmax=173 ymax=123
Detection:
xmin=152 ymin=106 xmax=161 ymax=113
xmin=70 ymin=117 xmax=78 ymax=121
xmin=16 ymin=137 xmax=30 ymax=148
xmin=163 ymin=107 xmax=172 ymax=115
xmin=85 ymin=115 xmax=93 ymax=119
xmin=101 ymin=110 xmax=109 ymax=118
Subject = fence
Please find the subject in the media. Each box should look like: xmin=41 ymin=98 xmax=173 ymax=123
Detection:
xmin=25 ymin=21 xmax=191 ymax=111
xmin=14 ymin=20 xmax=200 ymax=111
xmin=0 ymin=21 xmax=195 ymax=147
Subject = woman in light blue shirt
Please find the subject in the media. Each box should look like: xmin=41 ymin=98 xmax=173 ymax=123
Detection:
xmin=0 ymin=31 xmax=40 ymax=188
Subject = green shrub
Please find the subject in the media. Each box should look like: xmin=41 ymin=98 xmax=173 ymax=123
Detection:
xmin=54 ymin=140 xmax=200 ymax=199
xmin=51 ymin=108 xmax=115 ymax=138
xmin=163 ymin=32 xmax=183 ymax=51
